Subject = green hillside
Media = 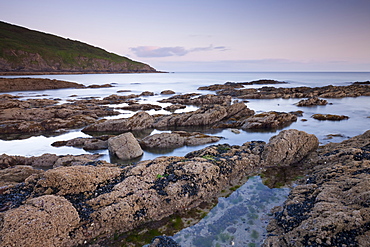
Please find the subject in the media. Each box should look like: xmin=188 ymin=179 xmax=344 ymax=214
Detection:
xmin=0 ymin=21 xmax=157 ymax=74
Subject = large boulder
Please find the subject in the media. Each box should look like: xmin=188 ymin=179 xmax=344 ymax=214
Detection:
xmin=108 ymin=132 xmax=143 ymax=160
xmin=261 ymin=129 xmax=319 ymax=166
xmin=82 ymin=111 xmax=154 ymax=133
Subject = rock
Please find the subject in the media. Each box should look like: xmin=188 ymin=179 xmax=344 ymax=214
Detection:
xmin=140 ymin=91 xmax=154 ymax=96
xmin=312 ymin=114 xmax=349 ymax=121
xmin=0 ymin=78 xmax=85 ymax=92
xmin=164 ymin=104 xmax=186 ymax=112
xmin=0 ymin=195 xmax=80 ymax=247
xmin=161 ymin=90 xmax=176 ymax=95
xmin=53 ymin=154 xmax=102 ymax=168
xmin=87 ymin=84 xmax=113 ymax=88
xmin=52 ymin=135 xmax=111 ymax=150
xmin=261 ymin=129 xmax=319 ymax=166
xmin=108 ymin=132 xmax=143 ymax=160
xmin=241 ymin=111 xmax=297 ymax=129
xmin=139 ymin=131 xmax=221 ymax=149
xmin=264 ymin=130 xmax=370 ymax=247
xmin=0 ymin=129 xmax=328 ymax=246
xmin=216 ymin=84 xmax=370 ymax=99
xmin=153 ymin=105 xmax=228 ymax=128
xmin=295 ymin=97 xmax=328 ymax=106
xmin=82 ymin=111 xmax=155 ymax=133
xmin=117 ymin=103 xmax=162 ymax=111
xmin=0 ymin=165 xmax=43 ymax=187
xmin=159 ymin=94 xmax=232 ymax=105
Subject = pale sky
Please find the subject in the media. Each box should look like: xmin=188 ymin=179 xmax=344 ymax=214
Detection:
xmin=1 ymin=0 xmax=370 ymax=72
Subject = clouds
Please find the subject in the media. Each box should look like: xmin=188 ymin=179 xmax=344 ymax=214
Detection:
xmin=131 ymin=45 xmax=227 ymax=57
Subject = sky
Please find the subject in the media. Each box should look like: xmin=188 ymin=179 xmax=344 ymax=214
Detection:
xmin=1 ymin=0 xmax=370 ymax=72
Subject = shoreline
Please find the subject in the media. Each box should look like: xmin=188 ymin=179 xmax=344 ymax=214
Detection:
xmin=0 ymin=71 xmax=167 ymax=76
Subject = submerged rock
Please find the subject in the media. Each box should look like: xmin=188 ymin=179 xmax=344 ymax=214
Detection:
xmin=108 ymin=132 xmax=143 ymax=160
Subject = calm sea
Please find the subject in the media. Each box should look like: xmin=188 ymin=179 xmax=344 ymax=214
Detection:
xmin=1 ymin=72 xmax=370 ymax=161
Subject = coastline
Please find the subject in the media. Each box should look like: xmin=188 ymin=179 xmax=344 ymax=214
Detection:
xmin=0 ymin=74 xmax=369 ymax=246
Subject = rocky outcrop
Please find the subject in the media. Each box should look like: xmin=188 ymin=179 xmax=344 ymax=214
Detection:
xmin=117 ymin=103 xmax=162 ymax=111
xmin=139 ymin=131 xmax=221 ymax=149
xmin=0 ymin=153 xmax=101 ymax=170
xmin=215 ymin=84 xmax=370 ymax=99
xmin=0 ymin=96 xmax=119 ymax=134
xmin=264 ymin=130 xmax=370 ymax=247
xmin=0 ymin=78 xmax=85 ymax=92
xmin=82 ymin=111 xmax=155 ymax=133
xmin=108 ymin=132 xmax=143 ymax=160
xmin=241 ymin=111 xmax=297 ymax=129
xmin=0 ymin=129 xmax=318 ymax=246
xmin=312 ymin=113 xmax=349 ymax=121
xmin=295 ymin=97 xmax=328 ymax=106
xmin=198 ymin=80 xmax=287 ymax=91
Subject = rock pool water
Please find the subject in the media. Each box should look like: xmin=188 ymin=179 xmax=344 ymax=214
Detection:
xmin=172 ymin=176 xmax=290 ymax=247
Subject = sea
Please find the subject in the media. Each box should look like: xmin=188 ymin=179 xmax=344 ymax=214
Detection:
xmin=1 ymin=72 xmax=370 ymax=246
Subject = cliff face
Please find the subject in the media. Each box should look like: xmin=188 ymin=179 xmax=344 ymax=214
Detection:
xmin=0 ymin=21 xmax=157 ymax=74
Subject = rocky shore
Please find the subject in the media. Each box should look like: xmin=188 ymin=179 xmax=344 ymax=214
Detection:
xmin=0 ymin=129 xmax=319 ymax=246
xmin=0 ymin=78 xmax=369 ymax=246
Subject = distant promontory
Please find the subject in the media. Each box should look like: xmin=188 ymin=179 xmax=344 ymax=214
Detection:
xmin=0 ymin=21 xmax=158 ymax=75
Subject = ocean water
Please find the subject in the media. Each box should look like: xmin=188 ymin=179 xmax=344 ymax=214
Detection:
xmin=1 ymin=72 xmax=369 ymax=161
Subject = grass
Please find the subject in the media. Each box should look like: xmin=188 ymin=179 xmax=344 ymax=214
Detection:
xmin=0 ymin=21 xmax=153 ymax=72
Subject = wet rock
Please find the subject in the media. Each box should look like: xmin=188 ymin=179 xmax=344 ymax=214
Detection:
xmin=295 ymin=97 xmax=328 ymax=106
xmin=198 ymin=83 xmax=244 ymax=91
xmin=241 ymin=111 xmax=297 ymax=129
xmin=82 ymin=111 xmax=155 ymax=133
xmin=87 ymin=84 xmax=113 ymax=88
xmin=0 ymin=195 xmax=80 ymax=247
xmin=108 ymin=132 xmax=143 ymax=160
xmin=161 ymin=90 xmax=176 ymax=95
xmin=261 ymin=129 xmax=319 ymax=166
xmin=139 ymin=131 xmax=221 ymax=149
xmin=312 ymin=113 xmax=349 ymax=121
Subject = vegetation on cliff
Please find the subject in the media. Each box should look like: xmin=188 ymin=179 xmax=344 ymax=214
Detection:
xmin=0 ymin=21 xmax=157 ymax=74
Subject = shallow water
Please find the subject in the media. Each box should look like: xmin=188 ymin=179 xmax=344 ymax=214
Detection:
xmin=1 ymin=72 xmax=369 ymax=163
xmin=173 ymin=176 xmax=290 ymax=247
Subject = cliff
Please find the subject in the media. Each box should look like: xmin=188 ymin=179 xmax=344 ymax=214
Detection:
xmin=0 ymin=21 xmax=157 ymax=74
